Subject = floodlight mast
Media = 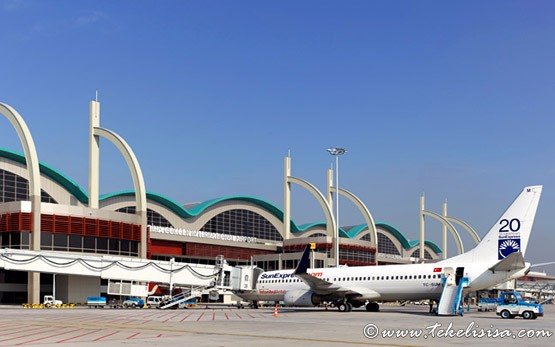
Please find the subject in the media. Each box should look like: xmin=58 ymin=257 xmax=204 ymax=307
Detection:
xmin=327 ymin=147 xmax=347 ymax=267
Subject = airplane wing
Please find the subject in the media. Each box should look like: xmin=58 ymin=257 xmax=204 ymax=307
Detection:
xmin=293 ymin=246 xmax=380 ymax=300
xmin=489 ymin=252 xmax=526 ymax=272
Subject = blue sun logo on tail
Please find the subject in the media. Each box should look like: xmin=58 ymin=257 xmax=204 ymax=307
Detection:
xmin=498 ymin=238 xmax=520 ymax=260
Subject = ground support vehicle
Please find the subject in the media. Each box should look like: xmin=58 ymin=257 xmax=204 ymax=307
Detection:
xmin=496 ymin=291 xmax=543 ymax=319
xmin=86 ymin=296 xmax=107 ymax=308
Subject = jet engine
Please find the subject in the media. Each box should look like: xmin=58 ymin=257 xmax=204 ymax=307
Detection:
xmin=283 ymin=290 xmax=322 ymax=307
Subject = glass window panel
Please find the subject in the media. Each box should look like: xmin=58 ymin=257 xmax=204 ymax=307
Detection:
xmin=53 ymin=234 xmax=67 ymax=251
xmin=97 ymin=237 xmax=108 ymax=251
xmin=11 ymin=232 xmax=21 ymax=247
xmin=109 ymin=239 xmax=119 ymax=252
xmin=41 ymin=232 xmax=52 ymax=248
xmin=69 ymin=235 xmax=81 ymax=249
xmin=83 ymin=236 xmax=95 ymax=250
xmin=21 ymin=231 xmax=30 ymax=247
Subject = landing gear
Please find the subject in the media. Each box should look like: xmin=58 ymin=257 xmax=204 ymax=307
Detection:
xmin=365 ymin=302 xmax=379 ymax=312
xmin=337 ymin=302 xmax=353 ymax=312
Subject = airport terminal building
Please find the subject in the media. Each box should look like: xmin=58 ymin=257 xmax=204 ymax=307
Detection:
xmin=0 ymin=100 xmax=442 ymax=304
xmin=0 ymin=147 xmax=441 ymax=303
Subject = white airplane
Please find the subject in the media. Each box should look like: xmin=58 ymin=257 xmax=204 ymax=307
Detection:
xmin=235 ymin=186 xmax=542 ymax=312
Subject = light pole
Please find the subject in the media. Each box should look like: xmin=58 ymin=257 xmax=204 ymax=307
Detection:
xmin=169 ymin=257 xmax=175 ymax=297
xmin=327 ymin=147 xmax=347 ymax=267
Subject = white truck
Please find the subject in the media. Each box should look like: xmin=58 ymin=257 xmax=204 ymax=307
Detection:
xmin=43 ymin=295 xmax=63 ymax=308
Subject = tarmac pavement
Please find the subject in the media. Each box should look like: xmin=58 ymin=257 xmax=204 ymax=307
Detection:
xmin=0 ymin=304 xmax=553 ymax=346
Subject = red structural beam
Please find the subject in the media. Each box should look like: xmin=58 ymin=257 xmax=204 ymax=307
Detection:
xmin=284 ymin=243 xmax=376 ymax=254
xmin=185 ymin=242 xmax=272 ymax=260
xmin=0 ymin=212 xmax=141 ymax=241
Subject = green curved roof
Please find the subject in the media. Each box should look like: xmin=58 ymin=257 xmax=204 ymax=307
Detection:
xmin=296 ymin=221 xmax=442 ymax=253
xmin=100 ymin=190 xmax=301 ymax=231
xmin=0 ymin=148 xmax=441 ymax=254
xmin=352 ymin=222 xmax=442 ymax=253
xmin=0 ymin=148 xmax=89 ymax=204
xmin=296 ymin=222 xmax=351 ymax=237
xmin=297 ymin=222 xmax=327 ymax=232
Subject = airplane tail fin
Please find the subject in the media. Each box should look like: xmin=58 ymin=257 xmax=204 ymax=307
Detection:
xmin=446 ymin=186 xmax=542 ymax=265
xmin=294 ymin=246 xmax=311 ymax=275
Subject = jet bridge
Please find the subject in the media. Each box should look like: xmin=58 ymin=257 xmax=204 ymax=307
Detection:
xmin=0 ymin=248 xmax=234 ymax=294
xmin=155 ymin=264 xmax=263 ymax=309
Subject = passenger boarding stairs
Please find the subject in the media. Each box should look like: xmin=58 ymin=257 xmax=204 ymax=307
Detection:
xmin=437 ymin=266 xmax=469 ymax=316
xmin=159 ymin=286 xmax=204 ymax=310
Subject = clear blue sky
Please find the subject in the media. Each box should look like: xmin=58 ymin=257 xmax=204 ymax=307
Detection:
xmin=1 ymin=1 xmax=554 ymax=272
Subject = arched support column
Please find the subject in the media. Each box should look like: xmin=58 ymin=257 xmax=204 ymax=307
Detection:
xmin=422 ymin=210 xmax=464 ymax=255
xmin=446 ymin=216 xmax=481 ymax=245
xmin=287 ymin=176 xmax=336 ymax=239
xmin=329 ymin=186 xmax=378 ymax=249
xmin=286 ymin=176 xmax=337 ymax=265
xmin=283 ymin=156 xmax=337 ymax=266
xmin=93 ymin=127 xmax=147 ymax=258
xmin=0 ymin=102 xmax=42 ymax=304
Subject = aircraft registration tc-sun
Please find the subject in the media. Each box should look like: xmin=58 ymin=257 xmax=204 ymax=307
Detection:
xmin=234 ymin=186 xmax=542 ymax=312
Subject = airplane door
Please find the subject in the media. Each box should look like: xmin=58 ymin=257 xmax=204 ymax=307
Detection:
xmin=443 ymin=267 xmax=454 ymax=286
xmin=455 ymin=267 xmax=465 ymax=286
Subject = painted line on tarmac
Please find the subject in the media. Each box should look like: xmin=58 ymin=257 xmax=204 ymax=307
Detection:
xmin=159 ymin=312 xmax=178 ymax=319
xmin=163 ymin=312 xmax=183 ymax=322
xmin=180 ymin=312 xmax=193 ymax=322
xmin=55 ymin=329 xmax=101 ymax=343
xmin=14 ymin=328 xmax=82 ymax=346
xmin=6 ymin=320 xmax=419 ymax=347
xmin=0 ymin=324 xmax=37 ymax=334
xmin=0 ymin=327 xmax=52 ymax=342
xmin=142 ymin=311 xmax=162 ymax=318
xmin=93 ymin=330 xmax=120 ymax=341
xmin=196 ymin=312 xmax=205 ymax=322
xmin=126 ymin=332 xmax=141 ymax=339
xmin=165 ymin=330 xmax=421 ymax=347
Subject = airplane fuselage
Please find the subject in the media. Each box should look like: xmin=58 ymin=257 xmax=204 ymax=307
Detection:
xmin=238 ymin=261 xmax=522 ymax=303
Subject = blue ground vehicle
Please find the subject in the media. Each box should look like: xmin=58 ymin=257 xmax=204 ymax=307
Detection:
xmin=495 ymin=291 xmax=543 ymax=319
xmin=123 ymin=297 xmax=145 ymax=308
xmin=86 ymin=296 xmax=107 ymax=308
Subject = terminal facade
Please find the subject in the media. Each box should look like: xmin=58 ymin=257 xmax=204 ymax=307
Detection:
xmin=0 ymin=101 xmax=441 ymax=304
xmin=0 ymin=147 xmax=441 ymax=303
